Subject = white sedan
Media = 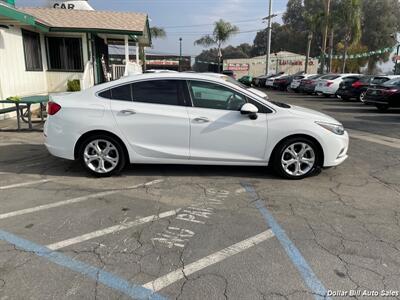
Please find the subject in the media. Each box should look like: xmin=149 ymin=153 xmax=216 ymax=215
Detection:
xmin=44 ymin=73 xmax=349 ymax=179
xmin=315 ymin=73 xmax=360 ymax=97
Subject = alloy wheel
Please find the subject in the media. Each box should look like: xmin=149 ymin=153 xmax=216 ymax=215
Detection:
xmin=83 ymin=139 xmax=119 ymax=174
xmin=281 ymin=142 xmax=315 ymax=177
xmin=359 ymin=92 xmax=366 ymax=103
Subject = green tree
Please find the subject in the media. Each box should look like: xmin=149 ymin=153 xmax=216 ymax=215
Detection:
xmin=194 ymin=19 xmax=239 ymax=71
xmin=361 ymin=0 xmax=400 ymax=73
xmin=337 ymin=0 xmax=362 ymax=72
xmin=150 ymin=27 xmax=166 ymax=39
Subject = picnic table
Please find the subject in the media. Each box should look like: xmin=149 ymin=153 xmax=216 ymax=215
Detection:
xmin=0 ymin=95 xmax=49 ymax=130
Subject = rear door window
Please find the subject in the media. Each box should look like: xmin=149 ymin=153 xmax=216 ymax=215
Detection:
xmin=132 ymin=80 xmax=181 ymax=106
xmin=111 ymin=84 xmax=132 ymax=101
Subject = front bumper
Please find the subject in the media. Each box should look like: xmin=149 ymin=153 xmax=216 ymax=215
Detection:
xmin=323 ymin=130 xmax=349 ymax=167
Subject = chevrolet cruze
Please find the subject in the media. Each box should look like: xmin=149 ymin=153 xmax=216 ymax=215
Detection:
xmin=44 ymin=73 xmax=349 ymax=179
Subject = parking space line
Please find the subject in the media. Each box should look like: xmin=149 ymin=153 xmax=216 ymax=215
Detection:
xmin=0 ymin=179 xmax=163 ymax=220
xmin=348 ymin=129 xmax=400 ymax=149
xmin=47 ymin=209 xmax=181 ymax=250
xmin=0 ymin=230 xmax=166 ymax=300
xmin=143 ymin=230 xmax=274 ymax=292
xmin=241 ymin=182 xmax=331 ymax=300
xmin=0 ymin=179 xmax=51 ymax=190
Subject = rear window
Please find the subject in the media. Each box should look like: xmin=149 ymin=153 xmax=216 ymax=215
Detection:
xmin=359 ymin=76 xmax=372 ymax=83
xmin=294 ymin=76 xmax=304 ymax=80
xmin=382 ymin=78 xmax=400 ymax=87
xmin=321 ymin=75 xmax=339 ymax=80
xmin=308 ymin=74 xmax=322 ymax=80
xmin=372 ymin=77 xmax=390 ymax=85
xmin=342 ymin=76 xmax=360 ymax=82
xmin=132 ymin=80 xmax=180 ymax=105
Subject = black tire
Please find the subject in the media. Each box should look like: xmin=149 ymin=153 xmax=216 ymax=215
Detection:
xmin=78 ymin=134 xmax=126 ymax=177
xmin=272 ymin=137 xmax=321 ymax=180
xmin=376 ymin=104 xmax=389 ymax=113
xmin=358 ymin=91 xmax=366 ymax=103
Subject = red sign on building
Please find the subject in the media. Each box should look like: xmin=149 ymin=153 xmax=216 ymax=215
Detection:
xmin=227 ymin=63 xmax=249 ymax=71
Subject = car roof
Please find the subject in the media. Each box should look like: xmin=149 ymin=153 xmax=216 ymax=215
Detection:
xmin=93 ymin=72 xmax=242 ymax=92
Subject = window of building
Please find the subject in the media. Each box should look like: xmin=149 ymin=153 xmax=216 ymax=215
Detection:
xmin=46 ymin=37 xmax=83 ymax=71
xmin=22 ymin=30 xmax=43 ymax=71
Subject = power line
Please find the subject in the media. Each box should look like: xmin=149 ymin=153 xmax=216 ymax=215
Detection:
xmin=161 ymin=17 xmax=266 ymax=29
xmin=166 ymin=28 xmax=264 ymax=36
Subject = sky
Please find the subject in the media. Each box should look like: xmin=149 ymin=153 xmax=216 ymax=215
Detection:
xmin=16 ymin=0 xmax=289 ymax=57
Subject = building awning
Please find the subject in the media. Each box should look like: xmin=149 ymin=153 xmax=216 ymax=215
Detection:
xmin=0 ymin=4 xmax=151 ymax=45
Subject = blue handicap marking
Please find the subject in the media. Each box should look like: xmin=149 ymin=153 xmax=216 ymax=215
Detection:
xmin=0 ymin=230 xmax=167 ymax=300
xmin=241 ymin=182 xmax=331 ymax=300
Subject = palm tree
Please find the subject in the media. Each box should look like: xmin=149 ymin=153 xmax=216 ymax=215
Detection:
xmin=150 ymin=27 xmax=167 ymax=39
xmin=194 ymin=19 xmax=239 ymax=71
xmin=303 ymin=11 xmax=324 ymax=73
xmin=338 ymin=0 xmax=362 ymax=72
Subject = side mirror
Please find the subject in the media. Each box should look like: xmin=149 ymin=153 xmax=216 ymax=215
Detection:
xmin=240 ymin=103 xmax=258 ymax=120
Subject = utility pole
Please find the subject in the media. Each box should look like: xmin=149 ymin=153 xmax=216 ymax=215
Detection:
xmin=305 ymin=32 xmax=312 ymax=74
xmin=328 ymin=29 xmax=334 ymax=72
xmin=179 ymin=37 xmax=182 ymax=72
xmin=319 ymin=0 xmax=331 ymax=74
xmin=265 ymin=0 xmax=273 ymax=75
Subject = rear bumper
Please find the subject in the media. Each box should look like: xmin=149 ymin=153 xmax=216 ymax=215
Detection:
xmin=336 ymin=89 xmax=358 ymax=98
xmin=44 ymin=118 xmax=76 ymax=160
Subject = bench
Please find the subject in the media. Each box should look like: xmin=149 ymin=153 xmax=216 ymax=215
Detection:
xmin=0 ymin=104 xmax=27 ymax=115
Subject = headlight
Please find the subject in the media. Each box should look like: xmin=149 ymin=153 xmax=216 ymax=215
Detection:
xmin=315 ymin=121 xmax=345 ymax=135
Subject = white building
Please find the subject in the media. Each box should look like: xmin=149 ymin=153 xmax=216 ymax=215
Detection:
xmin=224 ymin=51 xmax=319 ymax=78
xmin=0 ymin=0 xmax=151 ymax=118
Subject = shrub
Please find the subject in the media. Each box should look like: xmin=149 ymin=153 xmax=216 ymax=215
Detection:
xmin=67 ymin=80 xmax=81 ymax=92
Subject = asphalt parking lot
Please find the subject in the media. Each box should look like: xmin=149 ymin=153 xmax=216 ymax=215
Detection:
xmin=0 ymin=90 xmax=399 ymax=300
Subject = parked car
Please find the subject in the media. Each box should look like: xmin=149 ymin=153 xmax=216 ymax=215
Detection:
xmin=265 ymin=73 xmax=286 ymax=88
xmin=203 ymin=72 xmax=269 ymax=100
xmin=298 ymin=74 xmax=325 ymax=94
xmin=360 ymin=75 xmax=400 ymax=103
xmin=336 ymin=75 xmax=370 ymax=101
xmin=273 ymin=75 xmax=294 ymax=91
xmin=336 ymin=75 xmax=400 ymax=102
xmin=315 ymin=74 xmax=360 ymax=97
xmin=221 ymin=70 xmax=236 ymax=79
xmin=238 ymin=75 xmax=253 ymax=87
xmin=364 ymin=77 xmax=400 ymax=112
xmin=290 ymin=74 xmax=317 ymax=92
xmin=44 ymin=73 xmax=348 ymax=179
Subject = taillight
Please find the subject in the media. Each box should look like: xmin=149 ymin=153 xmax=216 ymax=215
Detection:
xmin=304 ymin=80 xmax=311 ymax=84
xmin=383 ymin=89 xmax=399 ymax=94
xmin=352 ymin=81 xmax=364 ymax=88
xmin=47 ymin=102 xmax=61 ymax=115
xmin=326 ymin=81 xmax=334 ymax=87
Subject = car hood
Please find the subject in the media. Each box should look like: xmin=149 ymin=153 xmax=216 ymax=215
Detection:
xmin=247 ymin=88 xmax=268 ymax=99
xmin=288 ymin=105 xmax=340 ymax=124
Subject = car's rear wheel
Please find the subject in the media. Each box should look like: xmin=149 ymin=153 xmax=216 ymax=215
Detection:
xmin=79 ymin=135 xmax=126 ymax=177
xmin=376 ymin=104 xmax=389 ymax=113
xmin=358 ymin=91 xmax=366 ymax=103
xmin=272 ymin=137 xmax=320 ymax=179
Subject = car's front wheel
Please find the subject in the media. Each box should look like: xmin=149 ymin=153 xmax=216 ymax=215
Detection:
xmin=272 ymin=137 xmax=321 ymax=179
xmin=78 ymin=135 xmax=126 ymax=177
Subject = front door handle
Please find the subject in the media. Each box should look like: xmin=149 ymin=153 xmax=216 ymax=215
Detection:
xmin=120 ymin=109 xmax=136 ymax=115
xmin=193 ymin=117 xmax=210 ymax=123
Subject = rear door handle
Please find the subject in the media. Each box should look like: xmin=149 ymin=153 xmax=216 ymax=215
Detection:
xmin=120 ymin=109 xmax=136 ymax=115
xmin=193 ymin=117 xmax=210 ymax=123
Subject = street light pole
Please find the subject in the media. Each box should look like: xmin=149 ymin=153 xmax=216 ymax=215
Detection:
xmin=265 ymin=0 xmax=273 ymax=75
xmin=179 ymin=37 xmax=182 ymax=72
xmin=395 ymin=44 xmax=400 ymax=75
